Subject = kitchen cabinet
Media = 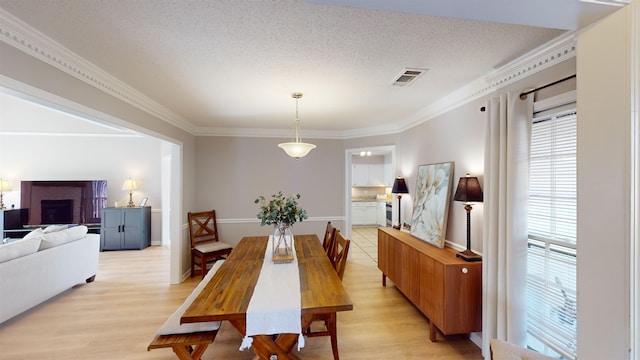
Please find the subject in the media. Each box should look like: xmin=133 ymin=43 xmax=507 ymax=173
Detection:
xmin=101 ymin=207 xmax=150 ymax=250
xmin=352 ymin=201 xmax=379 ymax=225
xmin=364 ymin=203 xmax=377 ymax=224
xmin=352 ymin=164 xmax=386 ymax=186
xmin=377 ymin=202 xmax=386 ymax=226
xmin=352 ymin=165 xmax=369 ymax=186
xmin=352 ymin=203 xmax=365 ymax=225
xmin=368 ymin=165 xmax=384 ymax=186
xmin=383 ymin=163 xmax=393 ymax=186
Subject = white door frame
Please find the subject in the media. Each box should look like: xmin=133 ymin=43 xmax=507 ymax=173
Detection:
xmin=344 ymin=145 xmax=396 ymax=239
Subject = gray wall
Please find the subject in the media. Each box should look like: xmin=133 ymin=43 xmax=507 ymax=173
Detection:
xmin=194 ymin=136 xmax=345 ymax=245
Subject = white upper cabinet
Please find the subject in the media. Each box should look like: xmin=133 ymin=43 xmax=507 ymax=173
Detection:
xmin=383 ymin=163 xmax=393 ymax=186
xmin=352 ymin=164 xmax=369 ymax=186
xmin=352 ymin=164 xmax=387 ymax=186
xmin=368 ymin=165 xmax=384 ymax=186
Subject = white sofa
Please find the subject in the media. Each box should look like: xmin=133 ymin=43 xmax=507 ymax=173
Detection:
xmin=0 ymin=226 xmax=100 ymax=324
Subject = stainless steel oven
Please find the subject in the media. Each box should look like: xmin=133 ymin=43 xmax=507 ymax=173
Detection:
xmin=385 ymin=201 xmax=392 ymax=227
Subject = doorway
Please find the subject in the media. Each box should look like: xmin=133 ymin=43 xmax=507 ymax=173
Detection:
xmin=0 ymin=87 xmax=184 ymax=284
xmin=344 ymin=145 xmax=395 ymax=240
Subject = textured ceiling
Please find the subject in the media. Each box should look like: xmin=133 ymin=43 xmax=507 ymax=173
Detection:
xmin=0 ymin=0 xmax=623 ymax=136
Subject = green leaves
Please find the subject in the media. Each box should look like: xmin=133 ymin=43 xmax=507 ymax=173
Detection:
xmin=255 ymin=191 xmax=308 ymax=226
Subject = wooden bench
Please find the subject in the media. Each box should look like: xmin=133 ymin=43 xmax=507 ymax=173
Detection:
xmin=148 ymin=260 xmax=225 ymax=360
xmin=147 ymin=331 xmax=219 ymax=360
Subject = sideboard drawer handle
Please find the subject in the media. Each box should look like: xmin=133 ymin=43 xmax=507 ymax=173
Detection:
xmin=462 ymin=268 xmax=468 ymax=274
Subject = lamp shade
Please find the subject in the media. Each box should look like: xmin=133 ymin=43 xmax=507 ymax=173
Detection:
xmin=278 ymin=92 xmax=316 ymax=159
xmin=453 ymin=175 xmax=483 ymax=203
xmin=278 ymin=142 xmax=316 ymax=159
xmin=0 ymin=179 xmax=11 ymax=192
xmin=392 ymin=178 xmax=409 ymax=194
xmin=122 ymin=178 xmax=138 ymax=191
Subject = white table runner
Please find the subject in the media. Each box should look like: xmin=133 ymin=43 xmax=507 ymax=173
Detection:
xmin=240 ymin=235 xmax=304 ymax=351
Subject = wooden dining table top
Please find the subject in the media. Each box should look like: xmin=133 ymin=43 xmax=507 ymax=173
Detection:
xmin=181 ymin=234 xmax=353 ymax=324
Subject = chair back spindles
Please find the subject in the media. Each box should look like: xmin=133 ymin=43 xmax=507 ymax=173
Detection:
xmin=332 ymin=230 xmax=350 ymax=281
xmin=187 ymin=210 xmax=233 ymax=279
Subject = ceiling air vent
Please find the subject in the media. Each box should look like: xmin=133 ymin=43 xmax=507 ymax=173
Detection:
xmin=391 ymin=68 xmax=428 ymax=87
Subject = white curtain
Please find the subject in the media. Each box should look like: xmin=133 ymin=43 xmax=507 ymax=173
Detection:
xmin=482 ymin=91 xmax=533 ymax=358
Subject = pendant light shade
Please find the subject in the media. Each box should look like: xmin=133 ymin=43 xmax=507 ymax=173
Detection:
xmin=278 ymin=92 xmax=316 ymax=159
xmin=278 ymin=141 xmax=316 ymax=158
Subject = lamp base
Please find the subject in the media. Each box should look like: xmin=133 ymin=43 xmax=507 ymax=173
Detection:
xmin=127 ymin=192 xmax=135 ymax=208
xmin=392 ymin=223 xmax=401 ymax=230
xmin=456 ymin=249 xmax=482 ymax=262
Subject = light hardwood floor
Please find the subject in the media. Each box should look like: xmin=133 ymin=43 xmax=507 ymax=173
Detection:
xmin=0 ymin=239 xmax=483 ymax=359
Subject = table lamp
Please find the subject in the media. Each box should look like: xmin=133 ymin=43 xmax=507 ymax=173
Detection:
xmin=453 ymin=174 xmax=483 ymax=262
xmin=392 ymin=177 xmax=409 ymax=229
xmin=122 ymin=178 xmax=138 ymax=208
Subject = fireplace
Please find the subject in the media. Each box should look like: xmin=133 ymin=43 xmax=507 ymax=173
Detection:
xmin=21 ymin=180 xmax=107 ymax=226
xmin=41 ymin=199 xmax=74 ymax=224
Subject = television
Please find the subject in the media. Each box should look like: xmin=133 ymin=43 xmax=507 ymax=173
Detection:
xmin=20 ymin=180 xmax=108 ymax=226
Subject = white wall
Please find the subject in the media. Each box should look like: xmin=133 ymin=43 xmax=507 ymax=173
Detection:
xmin=577 ymin=6 xmax=633 ymax=358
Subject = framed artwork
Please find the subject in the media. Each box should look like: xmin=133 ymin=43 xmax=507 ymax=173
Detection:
xmin=410 ymin=162 xmax=454 ymax=248
xmin=139 ymin=197 xmax=148 ymax=207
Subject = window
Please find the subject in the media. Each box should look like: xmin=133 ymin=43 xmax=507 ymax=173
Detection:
xmin=527 ymin=106 xmax=577 ymax=359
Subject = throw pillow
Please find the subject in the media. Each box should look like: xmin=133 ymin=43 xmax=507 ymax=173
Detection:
xmin=23 ymin=227 xmax=44 ymax=239
xmin=39 ymin=225 xmax=88 ymax=250
xmin=0 ymin=237 xmax=42 ymax=263
xmin=43 ymin=224 xmax=70 ymax=234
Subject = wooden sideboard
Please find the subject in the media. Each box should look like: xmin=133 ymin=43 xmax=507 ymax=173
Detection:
xmin=377 ymin=227 xmax=482 ymax=341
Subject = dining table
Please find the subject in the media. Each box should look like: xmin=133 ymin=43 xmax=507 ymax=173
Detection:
xmin=180 ymin=234 xmax=353 ymax=360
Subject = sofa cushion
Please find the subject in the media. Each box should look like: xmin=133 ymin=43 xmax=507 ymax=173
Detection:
xmin=39 ymin=225 xmax=88 ymax=250
xmin=0 ymin=237 xmax=42 ymax=263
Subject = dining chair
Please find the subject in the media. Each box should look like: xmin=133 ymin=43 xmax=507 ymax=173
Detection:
xmin=188 ymin=210 xmax=233 ymax=279
xmin=304 ymin=230 xmax=350 ymax=360
xmin=330 ymin=230 xmax=350 ymax=280
xmin=322 ymin=221 xmax=337 ymax=258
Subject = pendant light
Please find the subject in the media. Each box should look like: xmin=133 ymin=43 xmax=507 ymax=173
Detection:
xmin=278 ymin=92 xmax=316 ymax=159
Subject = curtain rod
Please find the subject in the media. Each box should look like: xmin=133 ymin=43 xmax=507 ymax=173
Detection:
xmin=479 ymin=74 xmax=576 ymax=112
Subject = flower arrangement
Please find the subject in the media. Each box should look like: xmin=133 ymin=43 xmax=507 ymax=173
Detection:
xmin=254 ymin=191 xmax=308 ymax=226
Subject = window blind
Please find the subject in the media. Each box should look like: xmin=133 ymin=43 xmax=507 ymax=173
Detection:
xmin=527 ymin=108 xmax=577 ymax=360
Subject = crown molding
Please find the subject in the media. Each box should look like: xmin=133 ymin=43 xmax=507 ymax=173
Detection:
xmin=320 ymin=31 xmax=576 ymax=139
xmin=194 ymin=126 xmax=340 ymax=139
xmin=0 ymin=7 xmax=575 ymax=140
xmin=390 ymin=31 xmax=577 ymax=135
xmin=0 ymin=9 xmax=197 ymax=135
xmin=1 ymin=131 xmax=142 ymax=138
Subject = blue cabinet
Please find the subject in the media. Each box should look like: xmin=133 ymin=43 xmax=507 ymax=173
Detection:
xmin=100 ymin=207 xmax=150 ymax=250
